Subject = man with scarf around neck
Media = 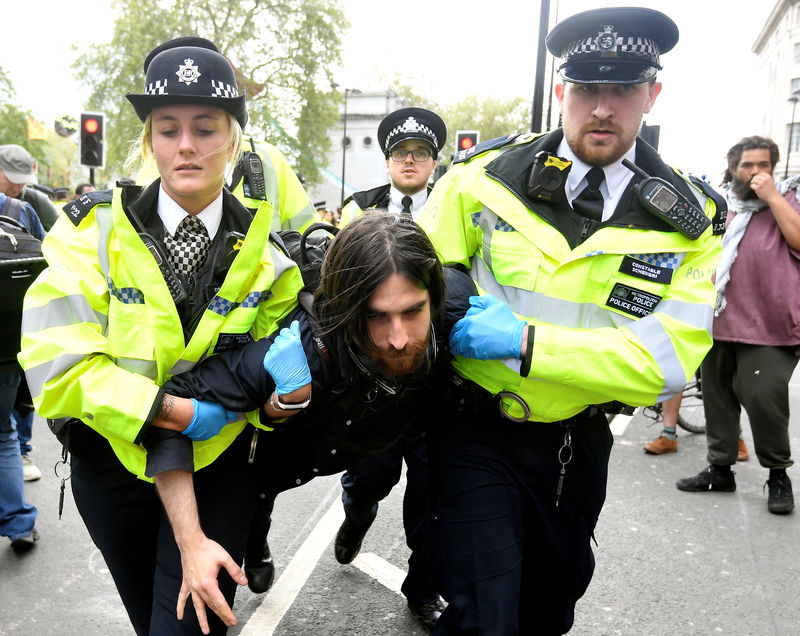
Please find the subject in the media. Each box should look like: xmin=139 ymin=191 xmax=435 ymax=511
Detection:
xmin=677 ymin=136 xmax=800 ymax=514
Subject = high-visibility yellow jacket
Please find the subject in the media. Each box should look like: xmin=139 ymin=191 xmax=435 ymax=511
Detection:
xmin=419 ymin=130 xmax=724 ymax=422
xmin=18 ymin=184 xmax=304 ymax=479
xmin=229 ymin=138 xmax=317 ymax=232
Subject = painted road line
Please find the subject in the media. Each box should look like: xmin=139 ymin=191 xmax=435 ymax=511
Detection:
xmin=609 ymin=412 xmax=634 ymax=436
xmin=240 ymin=499 xmax=344 ymax=635
xmin=352 ymin=552 xmax=405 ymax=596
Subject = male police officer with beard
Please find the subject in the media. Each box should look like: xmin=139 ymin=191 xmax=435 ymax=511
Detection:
xmin=418 ymin=7 xmax=723 ymax=634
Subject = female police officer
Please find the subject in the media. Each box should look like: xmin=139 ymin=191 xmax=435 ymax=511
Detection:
xmin=19 ymin=37 xmax=303 ymax=635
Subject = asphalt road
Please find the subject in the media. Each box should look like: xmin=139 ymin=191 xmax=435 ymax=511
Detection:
xmin=2 ymin=367 xmax=799 ymax=635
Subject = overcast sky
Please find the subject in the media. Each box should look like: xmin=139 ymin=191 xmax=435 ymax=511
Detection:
xmin=2 ymin=0 xmax=777 ymax=179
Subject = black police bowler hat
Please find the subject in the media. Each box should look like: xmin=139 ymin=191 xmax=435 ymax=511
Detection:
xmin=378 ymin=107 xmax=447 ymax=157
xmin=126 ymin=36 xmax=248 ymax=128
xmin=546 ymin=7 xmax=678 ymax=84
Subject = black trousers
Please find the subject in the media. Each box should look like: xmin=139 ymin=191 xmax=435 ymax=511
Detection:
xmin=340 ymin=434 xmax=438 ymax=604
xmin=429 ymin=407 xmax=612 ymax=636
xmin=71 ymin=427 xmax=257 ymax=636
xmin=703 ymin=340 xmax=798 ymax=468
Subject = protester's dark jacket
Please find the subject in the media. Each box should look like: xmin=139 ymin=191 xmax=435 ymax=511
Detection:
xmin=156 ymin=267 xmax=474 ymax=488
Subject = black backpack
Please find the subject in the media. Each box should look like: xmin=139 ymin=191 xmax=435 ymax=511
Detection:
xmin=0 ymin=210 xmax=46 ymax=363
xmin=274 ymin=222 xmax=339 ymax=308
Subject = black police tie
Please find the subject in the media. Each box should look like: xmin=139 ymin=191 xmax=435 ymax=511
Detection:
xmin=164 ymin=215 xmax=211 ymax=276
xmin=401 ymin=196 xmax=413 ymax=218
xmin=572 ymin=167 xmax=605 ymax=221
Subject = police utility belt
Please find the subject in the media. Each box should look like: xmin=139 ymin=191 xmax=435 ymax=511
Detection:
xmin=448 ymin=375 xmax=633 ymax=425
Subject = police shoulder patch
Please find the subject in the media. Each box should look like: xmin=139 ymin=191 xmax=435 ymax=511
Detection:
xmin=452 ymin=133 xmax=521 ymax=165
xmin=687 ymin=174 xmax=727 ymax=236
xmin=62 ymin=189 xmax=113 ymax=227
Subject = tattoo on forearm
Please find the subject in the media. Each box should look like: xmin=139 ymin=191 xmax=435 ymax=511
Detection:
xmin=158 ymin=394 xmax=175 ymax=421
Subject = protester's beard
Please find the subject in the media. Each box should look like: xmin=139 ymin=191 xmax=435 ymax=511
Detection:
xmin=730 ymin=176 xmax=759 ymax=201
xmin=367 ymin=335 xmax=429 ymax=378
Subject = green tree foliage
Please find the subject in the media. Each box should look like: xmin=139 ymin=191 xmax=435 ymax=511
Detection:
xmin=74 ymin=0 xmax=347 ymax=183
xmin=439 ymin=95 xmax=530 ymax=165
xmin=0 ymin=67 xmax=80 ymax=189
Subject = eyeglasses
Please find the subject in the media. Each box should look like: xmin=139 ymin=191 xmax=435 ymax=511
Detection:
xmin=389 ymin=148 xmax=432 ymax=162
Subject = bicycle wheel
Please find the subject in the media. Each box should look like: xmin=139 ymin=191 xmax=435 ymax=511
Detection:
xmin=677 ymin=377 xmax=705 ymax=434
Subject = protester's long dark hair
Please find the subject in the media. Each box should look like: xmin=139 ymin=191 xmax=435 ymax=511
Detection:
xmin=313 ymin=213 xmax=444 ymax=347
xmin=722 ymin=135 xmax=780 ymax=186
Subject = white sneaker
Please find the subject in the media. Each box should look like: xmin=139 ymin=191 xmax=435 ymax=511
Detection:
xmin=22 ymin=455 xmax=41 ymax=482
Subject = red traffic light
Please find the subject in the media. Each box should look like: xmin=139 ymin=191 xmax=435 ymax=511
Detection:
xmin=84 ymin=118 xmax=99 ymax=134
xmin=455 ymin=131 xmax=479 ymax=153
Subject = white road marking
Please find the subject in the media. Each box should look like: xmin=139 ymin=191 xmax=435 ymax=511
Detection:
xmin=239 ymin=499 xmax=344 ymax=635
xmin=352 ymin=552 xmax=406 ymax=596
xmin=609 ymin=412 xmax=634 ymax=436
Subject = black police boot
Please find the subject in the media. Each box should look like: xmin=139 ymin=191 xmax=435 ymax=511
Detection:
xmin=408 ymin=597 xmax=447 ymax=634
xmin=244 ymin=535 xmax=275 ymax=594
xmin=334 ymin=515 xmax=375 ymax=564
xmin=676 ymin=464 xmax=736 ymax=492
xmin=766 ymin=469 xmax=794 ymax=515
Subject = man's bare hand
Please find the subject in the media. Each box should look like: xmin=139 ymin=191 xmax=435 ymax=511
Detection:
xmin=750 ymin=172 xmax=780 ymax=203
xmin=176 ymin=534 xmax=248 ymax=635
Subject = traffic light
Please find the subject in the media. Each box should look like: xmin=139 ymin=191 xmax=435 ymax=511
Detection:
xmin=455 ymin=130 xmax=480 ymax=152
xmin=80 ymin=113 xmax=105 ymax=168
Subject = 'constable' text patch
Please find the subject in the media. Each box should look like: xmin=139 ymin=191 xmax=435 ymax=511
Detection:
xmin=606 ymin=283 xmax=662 ymax=318
xmin=619 ymin=255 xmax=673 ymax=284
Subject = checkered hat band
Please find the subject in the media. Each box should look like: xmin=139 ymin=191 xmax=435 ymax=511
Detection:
xmin=211 ymin=80 xmax=239 ymax=98
xmin=143 ymin=78 xmax=239 ymax=98
xmin=385 ymin=123 xmax=438 ymax=150
xmin=563 ymin=36 xmax=659 ymax=60
xmin=146 ymin=79 xmax=168 ymax=95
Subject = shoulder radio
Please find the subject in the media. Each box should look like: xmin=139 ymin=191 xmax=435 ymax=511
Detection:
xmin=622 ymin=159 xmax=710 ymax=240
xmin=242 ymin=151 xmax=267 ymax=200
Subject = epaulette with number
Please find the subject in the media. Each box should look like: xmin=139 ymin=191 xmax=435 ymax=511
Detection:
xmin=688 ymin=174 xmax=727 ymax=236
xmin=62 ymin=189 xmax=113 ymax=227
xmin=452 ymin=133 xmax=522 ymax=165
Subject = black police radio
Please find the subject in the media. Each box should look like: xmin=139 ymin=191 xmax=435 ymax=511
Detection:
xmin=526 ymin=151 xmax=573 ymax=202
xmin=622 ymin=159 xmax=710 ymax=240
xmin=242 ymin=151 xmax=267 ymax=200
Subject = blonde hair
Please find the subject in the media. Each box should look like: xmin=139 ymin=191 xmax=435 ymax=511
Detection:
xmin=124 ymin=108 xmax=244 ymax=180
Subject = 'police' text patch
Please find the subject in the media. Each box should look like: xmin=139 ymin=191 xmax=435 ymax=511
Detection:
xmin=215 ymin=332 xmax=254 ymax=353
xmin=619 ymin=255 xmax=673 ymax=284
xmin=606 ymin=283 xmax=662 ymax=318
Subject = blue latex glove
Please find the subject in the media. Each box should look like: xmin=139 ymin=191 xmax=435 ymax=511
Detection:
xmin=263 ymin=320 xmax=312 ymax=395
xmin=182 ymin=399 xmax=239 ymax=441
xmin=449 ymin=295 xmax=525 ymax=360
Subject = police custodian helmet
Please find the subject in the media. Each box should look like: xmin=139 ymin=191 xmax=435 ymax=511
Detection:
xmin=546 ymin=7 xmax=679 ymax=84
xmin=126 ymin=36 xmax=248 ymax=128
xmin=377 ymin=107 xmax=447 ymax=159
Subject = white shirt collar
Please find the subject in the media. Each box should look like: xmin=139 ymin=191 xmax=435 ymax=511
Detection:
xmin=157 ymin=185 xmax=223 ymax=240
xmin=557 ymin=139 xmax=637 ymax=221
xmin=389 ymin=186 xmax=429 ymax=221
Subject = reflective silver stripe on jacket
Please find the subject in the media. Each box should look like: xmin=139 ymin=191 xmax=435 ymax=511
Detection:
xmin=627 ymin=316 xmax=685 ymax=399
xmin=22 ymin=295 xmax=108 ymax=334
xmin=168 ymin=359 xmax=197 ymax=376
xmin=117 ymin=358 xmax=158 ymax=380
xmin=24 ymin=353 xmax=89 ymax=399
